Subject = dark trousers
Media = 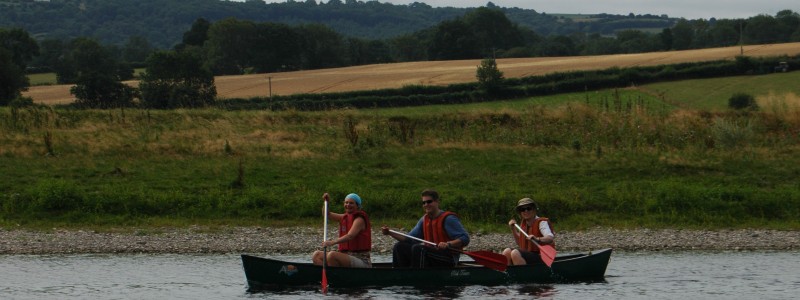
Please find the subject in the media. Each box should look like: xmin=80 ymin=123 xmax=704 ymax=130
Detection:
xmin=392 ymin=242 xmax=457 ymax=268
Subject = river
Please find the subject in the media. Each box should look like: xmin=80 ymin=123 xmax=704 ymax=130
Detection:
xmin=1 ymin=251 xmax=798 ymax=299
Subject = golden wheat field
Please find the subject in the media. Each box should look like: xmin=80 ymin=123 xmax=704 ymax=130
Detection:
xmin=23 ymin=42 xmax=800 ymax=105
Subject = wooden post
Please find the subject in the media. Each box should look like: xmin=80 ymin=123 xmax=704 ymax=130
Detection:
xmin=268 ymin=76 xmax=272 ymax=98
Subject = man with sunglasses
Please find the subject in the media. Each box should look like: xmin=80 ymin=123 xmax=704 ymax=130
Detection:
xmin=380 ymin=189 xmax=470 ymax=268
xmin=502 ymin=197 xmax=555 ymax=265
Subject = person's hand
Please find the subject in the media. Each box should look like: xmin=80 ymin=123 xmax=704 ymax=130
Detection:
xmin=508 ymin=219 xmax=517 ymax=226
xmin=380 ymin=225 xmax=390 ymax=235
xmin=437 ymin=242 xmax=448 ymax=249
xmin=322 ymin=240 xmax=335 ymax=248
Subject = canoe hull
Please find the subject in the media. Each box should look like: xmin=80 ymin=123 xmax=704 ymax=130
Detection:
xmin=242 ymin=248 xmax=611 ymax=289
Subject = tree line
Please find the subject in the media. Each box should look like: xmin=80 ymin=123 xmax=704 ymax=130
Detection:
xmin=0 ymin=0 xmax=667 ymax=48
xmin=118 ymin=8 xmax=800 ymax=75
xmin=2 ymin=8 xmax=800 ymax=108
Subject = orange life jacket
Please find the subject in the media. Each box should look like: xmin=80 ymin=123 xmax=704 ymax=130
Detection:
xmin=422 ymin=211 xmax=461 ymax=249
xmin=516 ymin=217 xmax=555 ymax=252
xmin=338 ymin=210 xmax=371 ymax=252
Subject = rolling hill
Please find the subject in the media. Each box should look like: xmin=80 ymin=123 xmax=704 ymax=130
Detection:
xmin=23 ymin=42 xmax=800 ymax=105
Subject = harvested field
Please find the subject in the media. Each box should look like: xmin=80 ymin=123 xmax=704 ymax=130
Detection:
xmin=24 ymin=42 xmax=800 ymax=105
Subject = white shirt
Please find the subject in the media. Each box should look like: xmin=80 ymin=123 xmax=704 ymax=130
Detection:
xmin=528 ymin=215 xmax=553 ymax=238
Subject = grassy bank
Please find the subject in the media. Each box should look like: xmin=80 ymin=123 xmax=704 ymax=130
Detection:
xmin=2 ymin=83 xmax=800 ymax=231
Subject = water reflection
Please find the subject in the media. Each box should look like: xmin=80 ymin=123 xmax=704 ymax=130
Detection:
xmin=404 ymin=286 xmax=465 ymax=299
xmin=517 ymin=284 xmax=557 ymax=297
xmin=248 ymin=284 xmax=564 ymax=299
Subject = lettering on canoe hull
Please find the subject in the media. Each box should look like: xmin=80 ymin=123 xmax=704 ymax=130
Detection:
xmin=279 ymin=265 xmax=298 ymax=276
xmin=450 ymin=270 xmax=471 ymax=277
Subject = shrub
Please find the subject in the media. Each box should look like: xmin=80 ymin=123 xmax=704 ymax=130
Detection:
xmin=728 ymin=93 xmax=758 ymax=110
xmin=30 ymin=180 xmax=85 ymax=213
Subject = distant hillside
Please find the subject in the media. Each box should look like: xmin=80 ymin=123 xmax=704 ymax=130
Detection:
xmin=0 ymin=0 xmax=676 ymax=48
xmin=24 ymin=42 xmax=800 ymax=104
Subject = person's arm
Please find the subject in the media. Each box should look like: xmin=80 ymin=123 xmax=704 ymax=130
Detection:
xmin=321 ymin=193 xmax=343 ymax=221
xmin=508 ymin=219 xmax=524 ymax=247
xmin=324 ymin=216 xmax=364 ymax=247
xmin=381 ymin=218 xmax=424 ymax=243
xmin=438 ymin=216 xmax=469 ymax=249
xmin=535 ymin=220 xmax=555 ymax=244
xmin=406 ymin=218 xmax=424 ymax=243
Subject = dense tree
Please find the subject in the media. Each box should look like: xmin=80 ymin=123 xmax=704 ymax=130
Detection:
xmin=746 ymin=15 xmax=781 ymax=44
xmin=64 ymin=38 xmax=136 ymax=108
xmin=139 ymin=50 xmax=216 ymax=109
xmin=346 ymin=38 xmax=393 ymax=66
xmin=29 ymin=38 xmax=64 ymax=73
xmin=708 ymin=19 xmax=741 ymax=47
xmin=616 ymin=30 xmax=656 ymax=53
xmin=428 ymin=7 xmax=524 ymax=60
xmin=0 ymin=28 xmax=38 ymax=104
xmin=389 ymin=33 xmax=428 ymax=62
xmin=670 ymin=19 xmax=694 ymax=50
xmin=537 ymin=35 xmax=577 ymax=56
xmin=428 ymin=19 xmax=475 ymax=60
xmin=476 ymin=58 xmax=504 ymax=94
xmin=657 ymin=28 xmax=673 ymax=50
xmin=180 ymin=18 xmax=211 ymax=48
xmin=204 ymin=18 xmax=259 ymax=75
xmin=0 ymin=28 xmax=39 ymax=69
xmin=582 ymin=33 xmax=620 ymax=55
xmin=296 ymin=24 xmax=347 ymax=69
xmin=0 ymin=49 xmax=27 ymax=105
xmin=463 ymin=7 xmax=524 ymax=56
xmin=122 ymin=36 xmax=155 ymax=65
xmin=249 ymin=22 xmax=302 ymax=72
xmin=775 ymin=10 xmax=800 ymax=41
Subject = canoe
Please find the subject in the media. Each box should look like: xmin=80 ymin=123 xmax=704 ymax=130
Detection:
xmin=241 ymin=248 xmax=612 ymax=290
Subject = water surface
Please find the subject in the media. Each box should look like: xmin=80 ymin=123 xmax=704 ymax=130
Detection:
xmin=1 ymin=251 xmax=798 ymax=299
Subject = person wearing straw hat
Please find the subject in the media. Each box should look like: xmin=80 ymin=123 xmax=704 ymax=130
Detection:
xmin=502 ymin=197 xmax=555 ymax=265
xmin=312 ymin=193 xmax=372 ymax=268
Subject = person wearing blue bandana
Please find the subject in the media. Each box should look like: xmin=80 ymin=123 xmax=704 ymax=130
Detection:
xmin=313 ymin=193 xmax=372 ymax=268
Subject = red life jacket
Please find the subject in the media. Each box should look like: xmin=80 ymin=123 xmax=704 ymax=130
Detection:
xmin=338 ymin=210 xmax=371 ymax=252
xmin=422 ymin=211 xmax=461 ymax=249
xmin=516 ymin=217 xmax=555 ymax=252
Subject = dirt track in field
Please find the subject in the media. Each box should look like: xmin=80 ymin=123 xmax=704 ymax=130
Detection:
xmin=24 ymin=42 xmax=800 ymax=105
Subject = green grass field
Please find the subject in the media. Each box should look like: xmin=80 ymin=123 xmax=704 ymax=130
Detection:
xmin=638 ymin=71 xmax=800 ymax=110
xmin=27 ymin=68 xmax=145 ymax=86
xmin=27 ymin=72 xmax=58 ymax=86
xmin=2 ymin=72 xmax=800 ymax=231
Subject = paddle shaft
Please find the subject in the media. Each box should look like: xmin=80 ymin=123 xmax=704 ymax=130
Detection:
xmin=513 ymin=223 xmax=543 ymax=246
xmin=389 ymin=229 xmax=438 ymax=247
xmin=388 ymin=229 xmax=509 ymax=272
xmin=321 ymin=197 xmax=329 ymax=294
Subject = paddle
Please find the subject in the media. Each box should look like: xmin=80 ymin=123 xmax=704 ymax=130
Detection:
xmin=321 ymin=193 xmax=329 ymax=294
xmin=513 ymin=223 xmax=557 ymax=267
xmin=387 ymin=229 xmax=508 ymax=272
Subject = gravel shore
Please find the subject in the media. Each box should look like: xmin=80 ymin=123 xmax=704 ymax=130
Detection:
xmin=1 ymin=226 xmax=798 ymax=255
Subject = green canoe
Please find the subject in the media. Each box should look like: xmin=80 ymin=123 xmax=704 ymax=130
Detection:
xmin=241 ymin=248 xmax=612 ymax=290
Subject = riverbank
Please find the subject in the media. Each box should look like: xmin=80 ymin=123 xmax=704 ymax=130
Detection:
xmin=1 ymin=226 xmax=797 ymax=255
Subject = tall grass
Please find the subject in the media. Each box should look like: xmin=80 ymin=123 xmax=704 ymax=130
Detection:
xmin=1 ymin=90 xmax=799 ymax=230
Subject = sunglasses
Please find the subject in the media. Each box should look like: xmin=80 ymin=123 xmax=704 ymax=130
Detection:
xmin=517 ymin=206 xmax=535 ymax=212
xmin=421 ymin=199 xmax=435 ymax=205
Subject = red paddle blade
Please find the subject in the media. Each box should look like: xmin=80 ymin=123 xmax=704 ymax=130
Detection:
xmin=538 ymin=244 xmax=557 ymax=267
xmin=321 ymin=269 xmax=328 ymax=294
xmin=464 ymin=250 xmax=508 ymax=272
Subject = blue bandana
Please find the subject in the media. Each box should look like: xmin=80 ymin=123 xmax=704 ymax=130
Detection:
xmin=346 ymin=193 xmax=362 ymax=208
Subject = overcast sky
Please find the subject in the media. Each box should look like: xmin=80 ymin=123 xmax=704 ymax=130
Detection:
xmin=262 ymin=0 xmax=798 ymax=20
